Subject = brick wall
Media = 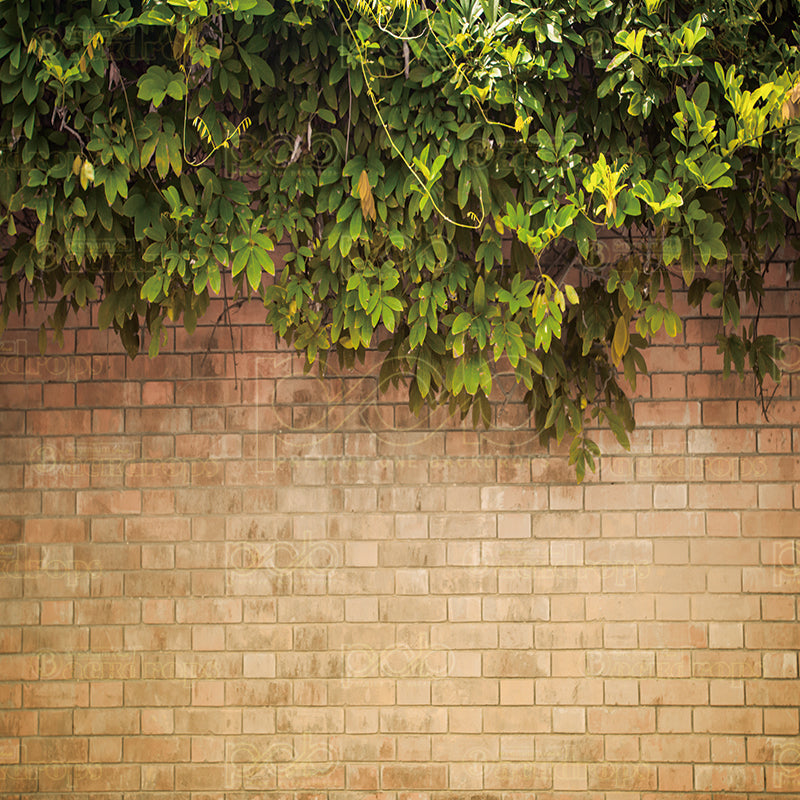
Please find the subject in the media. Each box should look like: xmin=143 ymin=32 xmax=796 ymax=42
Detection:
xmin=1 ymin=263 xmax=799 ymax=798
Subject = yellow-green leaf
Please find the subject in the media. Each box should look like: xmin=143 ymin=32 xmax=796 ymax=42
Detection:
xmin=155 ymin=139 xmax=169 ymax=179
xmin=565 ymin=284 xmax=579 ymax=305
xmin=612 ymin=316 xmax=629 ymax=365
xmin=79 ymin=160 xmax=94 ymax=189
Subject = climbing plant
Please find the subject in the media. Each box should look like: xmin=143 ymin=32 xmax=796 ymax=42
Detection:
xmin=2 ymin=0 xmax=800 ymax=478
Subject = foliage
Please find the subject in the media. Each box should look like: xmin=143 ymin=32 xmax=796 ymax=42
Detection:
xmin=1 ymin=0 xmax=800 ymax=479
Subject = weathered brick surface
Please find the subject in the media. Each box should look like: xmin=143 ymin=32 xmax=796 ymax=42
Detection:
xmin=1 ymin=281 xmax=799 ymax=798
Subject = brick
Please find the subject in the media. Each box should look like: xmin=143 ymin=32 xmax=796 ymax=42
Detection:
xmin=532 ymin=512 xmax=601 ymax=540
xmin=483 ymin=707 xmax=550 ymax=733
xmin=585 ymin=539 xmax=652 ymax=564
xmin=483 ymin=650 xmax=549 ymax=677
xmin=694 ymin=764 xmax=765 ymax=791
xmin=175 ymin=708 xmax=241 ymax=735
xmin=125 ymin=408 xmax=191 ymax=433
xmin=764 ymin=708 xmax=799 ymax=735
xmin=691 ymin=595 xmax=760 ymax=621
xmin=27 ymin=410 xmax=91 ymax=435
xmin=639 ymin=622 xmax=708 ymax=648
xmin=636 ymin=401 xmax=701 ymax=427
xmin=276 ymin=707 xmax=343 ymax=733
xmin=742 ymin=511 xmax=800 ymax=537
xmin=24 ymin=518 xmax=87 ymax=542
xmin=532 ymin=620 xmax=602 ymax=649
xmin=587 ymin=707 xmax=655 ymax=733
xmin=746 ymin=623 xmax=800 ymax=649
xmin=690 ymin=483 xmax=758 ymax=509
xmin=694 ymin=708 xmax=763 ymax=734
xmin=123 ymin=735 xmax=190 ymax=762
xmin=692 ymin=539 xmax=758 ymax=564
xmin=74 ymin=709 xmax=138 ymax=735
xmin=535 ymin=678 xmax=603 ymax=705
xmin=640 ymin=679 xmax=708 ymax=706
xmin=126 ymin=517 xmax=190 ymax=541
xmin=381 ymin=764 xmax=447 ymax=789
xmin=762 ymin=652 xmax=798 ymax=678
xmin=688 ymin=428 xmax=756 ymax=453
xmin=585 ymin=484 xmax=652 ymax=510
xmin=73 ymin=764 xmax=140 ymax=790
xmin=747 ymin=680 xmax=800 ymax=705
xmin=587 ymin=594 xmax=655 ymax=620
xmin=485 ymin=761 xmax=551 ymax=789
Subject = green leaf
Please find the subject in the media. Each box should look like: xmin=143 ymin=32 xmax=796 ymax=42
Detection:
xmin=452 ymin=312 xmax=472 ymax=335
xmin=141 ymin=274 xmax=164 ymax=301
xmin=662 ymin=235 xmax=681 ymax=265
xmin=155 ymin=139 xmax=170 ymax=179
xmin=246 ymin=255 xmax=261 ymax=291
xmin=473 ymin=276 xmax=486 ymax=313
xmin=71 ymin=227 xmax=86 ymax=263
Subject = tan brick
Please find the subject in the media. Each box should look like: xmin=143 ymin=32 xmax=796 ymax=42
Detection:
xmin=536 ymin=678 xmax=603 ymax=705
xmin=226 ymin=680 xmax=292 ymax=706
xmin=694 ymin=764 xmax=765 ymax=791
xmin=531 ymin=510 xmax=601 ymax=537
xmin=552 ymin=707 xmax=586 ymax=733
xmin=483 ymin=650 xmax=549 ymax=678
xmin=637 ymin=510 xmax=705 ymax=537
xmin=764 ymin=708 xmax=799 ymax=735
xmin=588 ymin=761 xmax=658 ymax=790
xmin=587 ymin=707 xmax=655 ymax=733
xmin=688 ymin=428 xmax=756 ymax=453
xmin=639 ymin=622 xmax=707 ymax=648
xmin=585 ymin=484 xmax=652 ymax=510
xmin=587 ymin=593 xmax=655 ymax=620
xmin=691 ymin=594 xmax=760 ymax=621
xmin=746 ymin=623 xmax=800 ymax=649
xmin=74 ymin=709 xmax=138 ymax=736
xmin=640 ymin=678 xmax=708 ymax=705
xmin=431 ymin=679 xmax=498 ymax=705
xmin=535 ymin=622 xmax=602 ymax=649
xmin=485 ymin=761 xmax=550 ymax=789
xmin=482 ymin=595 xmax=548 ymax=621
xmin=694 ymin=707 xmax=762 ymax=734
xmin=747 ymin=679 xmax=800 ymax=705
xmin=380 ymin=707 xmax=447 ymax=733
xmin=585 ymin=539 xmax=652 ymax=564
xmin=692 ymin=539 xmax=759 ymax=564
xmin=483 ymin=707 xmax=550 ymax=733
xmin=743 ymin=510 xmax=800 ymax=536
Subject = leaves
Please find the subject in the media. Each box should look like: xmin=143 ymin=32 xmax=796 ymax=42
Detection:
xmin=1 ymin=0 xmax=799 ymax=479
xmin=137 ymin=66 xmax=187 ymax=107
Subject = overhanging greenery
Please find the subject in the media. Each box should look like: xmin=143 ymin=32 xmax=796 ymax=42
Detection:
xmin=2 ymin=0 xmax=800 ymax=478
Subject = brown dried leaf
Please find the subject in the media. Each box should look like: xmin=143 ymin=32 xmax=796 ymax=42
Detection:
xmin=358 ymin=169 xmax=376 ymax=223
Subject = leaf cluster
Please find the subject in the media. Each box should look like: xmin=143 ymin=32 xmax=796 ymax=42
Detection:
xmin=2 ymin=0 xmax=800 ymax=478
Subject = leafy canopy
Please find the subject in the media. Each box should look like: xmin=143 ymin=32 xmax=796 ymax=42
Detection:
xmin=2 ymin=0 xmax=800 ymax=479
